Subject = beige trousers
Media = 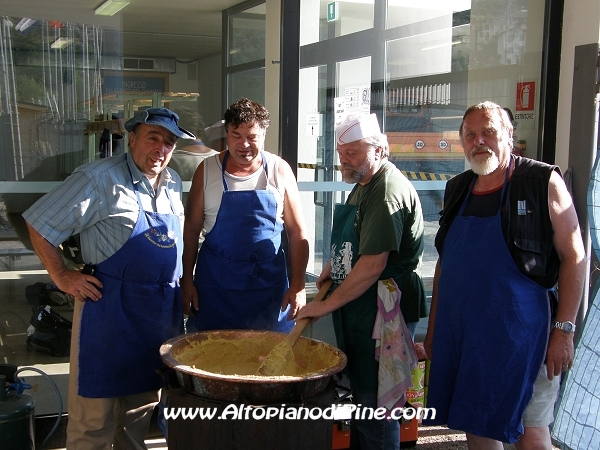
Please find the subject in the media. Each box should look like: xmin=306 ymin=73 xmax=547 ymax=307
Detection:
xmin=66 ymin=299 xmax=159 ymax=450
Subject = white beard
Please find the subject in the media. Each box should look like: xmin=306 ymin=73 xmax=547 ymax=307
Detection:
xmin=469 ymin=148 xmax=500 ymax=175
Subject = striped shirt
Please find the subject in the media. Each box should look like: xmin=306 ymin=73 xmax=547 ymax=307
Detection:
xmin=23 ymin=153 xmax=184 ymax=264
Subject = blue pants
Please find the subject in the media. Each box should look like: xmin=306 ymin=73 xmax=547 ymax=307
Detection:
xmin=349 ymin=390 xmax=400 ymax=450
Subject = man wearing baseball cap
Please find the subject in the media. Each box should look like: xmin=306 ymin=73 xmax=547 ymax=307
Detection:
xmin=297 ymin=113 xmax=427 ymax=449
xmin=24 ymin=107 xmax=193 ymax=448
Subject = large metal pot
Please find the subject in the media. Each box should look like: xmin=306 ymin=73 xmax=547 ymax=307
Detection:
xmin=160 ymin=330 xmax=347 ymax=404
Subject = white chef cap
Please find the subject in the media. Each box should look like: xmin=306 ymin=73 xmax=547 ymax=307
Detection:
xmin=336 ymin=113 xmax=381 ymax=145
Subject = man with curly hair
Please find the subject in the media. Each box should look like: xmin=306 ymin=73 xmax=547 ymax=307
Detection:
xmin=181 ymin=98 xmax=309 ymax=333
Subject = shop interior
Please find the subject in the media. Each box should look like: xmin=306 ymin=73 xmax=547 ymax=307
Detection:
xmin=0 ymin=0 xmax=273 ymax=448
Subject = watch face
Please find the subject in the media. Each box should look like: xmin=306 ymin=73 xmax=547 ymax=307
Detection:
xmin=563 ymin=322 xmax=575 ymax=332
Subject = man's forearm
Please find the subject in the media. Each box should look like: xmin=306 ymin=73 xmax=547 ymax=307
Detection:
xmin=26 ymin=222 xmax=69 ymax=282
xmin=555 ymin=256 xmax=586 ymax=323
xmin=181 ymin=233 xmax=199 ymax=282
xmin=287 ymin=235 xmax=309 ymax=291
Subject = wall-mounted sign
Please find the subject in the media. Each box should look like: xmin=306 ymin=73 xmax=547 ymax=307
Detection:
xmin=334 ymin=97 xmax=345 ymax=124
xmin=327 ymin=2 xmax=339 ymax=22
xmin=345 ymin=85 xmax=371 ymax=115
xmin=306 ymin=113 xmax=323 ymax=137
xmin=516 ymin=81 xmax=535 ymax=111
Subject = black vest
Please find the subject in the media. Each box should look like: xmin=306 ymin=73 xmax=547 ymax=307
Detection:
xmin=435 ymin=155 xmax=561 ymax=288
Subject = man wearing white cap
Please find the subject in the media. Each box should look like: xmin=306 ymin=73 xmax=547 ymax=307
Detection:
xmin=24 ymin=107 xmax=192 ymax=448
xmin=297 ymin=113 xmax=427 ymax=449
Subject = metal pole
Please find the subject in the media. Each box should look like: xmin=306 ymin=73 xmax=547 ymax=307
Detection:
xmin=4 ymin=19 xmax=23 ymax=179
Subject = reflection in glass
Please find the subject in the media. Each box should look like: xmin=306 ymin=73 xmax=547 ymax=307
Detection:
xmin=298 ymin=0 xmax=547 ymax=328
xmin=0 ymin=17 xmax=126 ymax=261
xmin=228 ymin=68 xmax=265 ymax=107
xmin=336 ymin=56 xmax=371 ymax=184
xmin=298 ymin=65 xmax=329 ymax=275
xmin=469 ymin=0 xmax=528 ymax=68
xmin=387 ymin=0 xmax=471 ymax=29
xmin=1 ymin=19 xmax=111 ymax=182
xmin=228 ymin=4 xmax=266 ymax=67
xmin=300 ymin=0 xmax=374 ymax=45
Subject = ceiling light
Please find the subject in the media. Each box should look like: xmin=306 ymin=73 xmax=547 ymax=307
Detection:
xmin=51 ymin=37 xmax=73 ymax=49
xmin=16 ymin=18 xmax=36 ymax=32
xmin=95 ymin=0 xmax=130 ymax=16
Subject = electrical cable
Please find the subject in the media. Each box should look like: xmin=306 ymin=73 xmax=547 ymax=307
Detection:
xmin=15 ymin=366 xmax=63 ymax=450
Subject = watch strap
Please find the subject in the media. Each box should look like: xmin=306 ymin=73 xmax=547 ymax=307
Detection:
xmin=553 ymin=320 xmax=576 ymax=333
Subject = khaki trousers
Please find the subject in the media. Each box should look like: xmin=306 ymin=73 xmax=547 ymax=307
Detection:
xmin=66 ymin=300 xmax=159 ymax=450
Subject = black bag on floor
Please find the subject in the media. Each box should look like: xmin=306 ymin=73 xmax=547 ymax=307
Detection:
xmin=25 ymin=282 xmax=71 ymax=307
xmin=26 ymin=305 xmax=72 ymax=357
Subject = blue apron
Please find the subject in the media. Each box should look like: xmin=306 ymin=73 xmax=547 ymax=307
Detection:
xmin=78 ymin=178 xmax=183 ymax=398
xmin=426 ymin=165 xmax=550 ymax=443
xmin=192 ymin=151 xmax=292 ymax=332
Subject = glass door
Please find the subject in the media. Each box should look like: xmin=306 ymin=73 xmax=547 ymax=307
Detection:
xmin=224 ymin=0 xmax=267 ymax=107
xmin=296 ymin=0 xmax=549 ymax=340
xmin=297 ymin=57 xmax=372 ymax=276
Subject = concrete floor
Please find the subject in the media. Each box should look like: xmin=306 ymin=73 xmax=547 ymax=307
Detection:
xmin=42 ymin=426 xmax=564 ymax=449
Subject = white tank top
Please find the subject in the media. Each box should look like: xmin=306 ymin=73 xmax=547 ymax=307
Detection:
xmin=201 ymin=151 xmax=285 ymax=238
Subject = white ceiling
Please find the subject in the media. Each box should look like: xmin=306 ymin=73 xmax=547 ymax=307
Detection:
xmin=1 ymin=0 xmax=242 ymax=60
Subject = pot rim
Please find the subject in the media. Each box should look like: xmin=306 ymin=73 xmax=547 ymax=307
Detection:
xmin=159 ymin=329 xmax=347 ymax=383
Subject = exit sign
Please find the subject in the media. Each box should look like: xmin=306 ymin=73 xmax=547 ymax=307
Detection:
xmin=327 ymin=2 xmax=339 ymax=22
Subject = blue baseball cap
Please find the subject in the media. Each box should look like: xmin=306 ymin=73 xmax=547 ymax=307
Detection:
xmin=124 ymin=108 xmax=196 ymax=139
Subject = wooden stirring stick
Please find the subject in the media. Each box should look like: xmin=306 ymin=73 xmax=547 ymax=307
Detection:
xmin=257 ymin=279 xmax=334 ymax=376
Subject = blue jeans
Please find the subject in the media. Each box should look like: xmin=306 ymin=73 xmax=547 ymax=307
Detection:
xmin=349 ymin=390 xmax=400 ymax=450
xmin=405 ymin=321 xmax=418 ymax=341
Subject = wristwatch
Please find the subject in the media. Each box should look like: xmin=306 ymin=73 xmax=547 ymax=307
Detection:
xmin=553 ymin=320 xmax=576 ymax=333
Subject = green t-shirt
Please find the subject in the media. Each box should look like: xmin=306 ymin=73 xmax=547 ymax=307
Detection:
xmin=347 ymin=161 xmax=427 ymax=322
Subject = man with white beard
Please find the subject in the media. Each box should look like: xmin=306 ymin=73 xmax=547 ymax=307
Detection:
xmin=423 ymin=101 xmax=586 ymax=449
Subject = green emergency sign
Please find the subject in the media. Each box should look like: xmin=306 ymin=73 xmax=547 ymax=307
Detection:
xmin=327 ymin=2 xmax=339 ymax=22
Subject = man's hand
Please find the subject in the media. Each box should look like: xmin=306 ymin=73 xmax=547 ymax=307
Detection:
xmin=26 ymin=223 xmax=102 ymax=303
xmin=316 ymin=272 xmax=331 ymax=291
xmin=282 ymin=287 xmax=306 ymax=321
xmin=545 ymin=329 xmax=575 ymax=380
xmin=295 ymin=299 xmax=334 ymax=321
xmin=55 ymin=269 xmax=102 ymax=303
xmin=180 ymin=278 xmax=199 ymax=316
